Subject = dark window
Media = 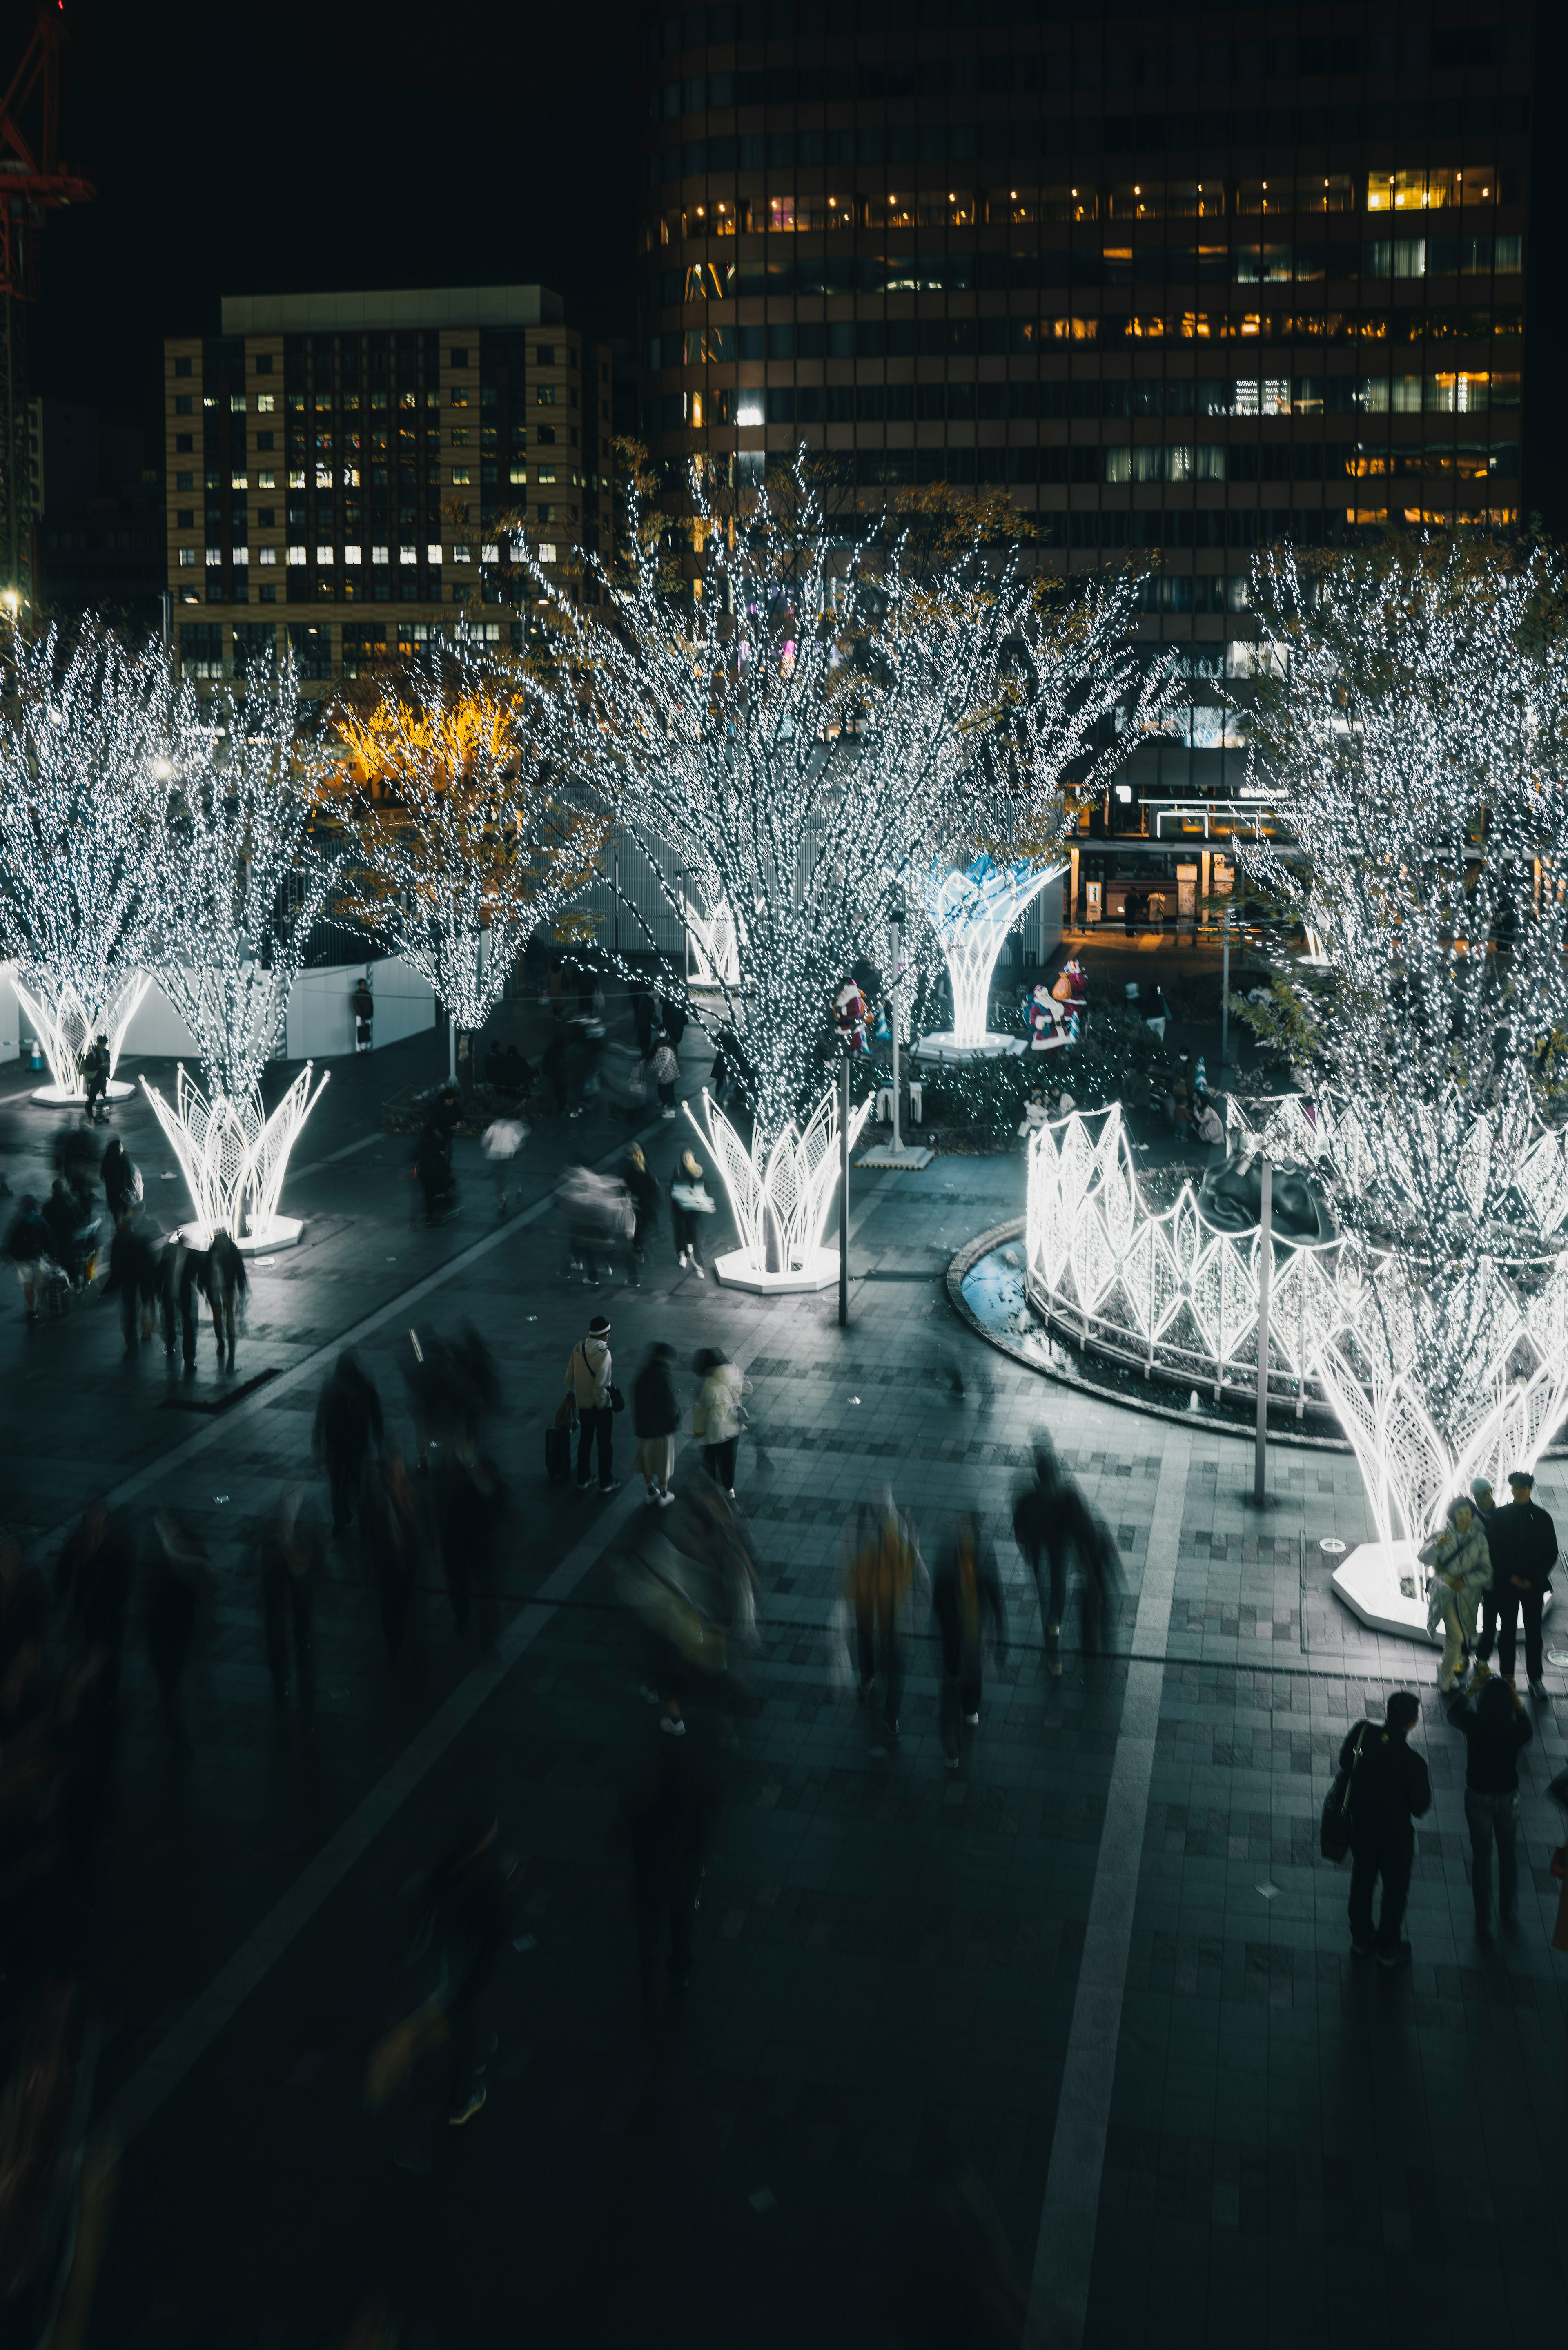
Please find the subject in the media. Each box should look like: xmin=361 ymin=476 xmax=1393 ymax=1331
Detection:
xmin=175 ymin=395 xmax=192 ymax=415
xmin=258 ymin=507 xmax=276 ymax=527
xmin=176 ymin=471 xmax=194 ymax=491
xmin=174 ymin=356 xmax=192 ymax=377
xmin=176 ymin=434 xmax=193 ymax=453
xmin=449 ymin=348 xmax=469 ymax=368
xmin=176 ymin=508 xmax=194 ymax=528
xmin=254 ymin=354 xmax=273 ymax=374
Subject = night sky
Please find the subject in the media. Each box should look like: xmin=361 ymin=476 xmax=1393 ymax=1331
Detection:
xmin=29 ymin=0 xmax=643 ymax=466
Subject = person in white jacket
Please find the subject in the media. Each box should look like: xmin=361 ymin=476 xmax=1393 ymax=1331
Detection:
xmin=1419 ymin=1493 xmax=1492 ymax=1694
xmin=692 ymin=1347 xmax=750 ymax=1498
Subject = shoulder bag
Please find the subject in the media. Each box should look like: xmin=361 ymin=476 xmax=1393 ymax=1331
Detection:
xmin=1320 ymin=1724 xmax=1366 ymax=1863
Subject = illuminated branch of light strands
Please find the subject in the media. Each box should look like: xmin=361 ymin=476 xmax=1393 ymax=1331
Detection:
xmin=331 ymin=661 xmax=609 ymax=1055
xmin=526 ymin=457 xmax=1165 ymax=1280
xmin=0 ymin=623 xmax=170 ymax=1101
xmin=140 ymin=660 xmax=337 ymax=1249
xmin=1231 ymin=538 xmax=1568 ymax=1547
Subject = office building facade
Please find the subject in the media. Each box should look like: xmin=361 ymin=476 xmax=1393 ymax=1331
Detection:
xmin=164 ymin=286 xmax=615 ymax=689
xmin=635 ymin=0 xmax=1535 ymax=876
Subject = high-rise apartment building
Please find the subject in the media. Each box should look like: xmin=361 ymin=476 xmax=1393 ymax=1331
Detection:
xmin=164 ymin=286 xmax=615 ymax=689
xmin=635 ymin=1 xmax=1535 ymax=850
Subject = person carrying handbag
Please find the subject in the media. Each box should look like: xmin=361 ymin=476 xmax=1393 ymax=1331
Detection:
xmin=670 ymin=1151 xmax=715 ymax=1277
xmin=1337 ymin=1691 xmax=1431 ymax=1967
xmin=691 ymin=1347 xmax=750 ymax=1499
xmin=564 ymin=1313 xmax=621 ymax=1494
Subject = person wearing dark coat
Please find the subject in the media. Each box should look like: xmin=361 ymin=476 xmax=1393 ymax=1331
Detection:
xmin=142 ymin=1512 xmax=209 ymax=1760
xmin=106 ymin=1218 xmax=158 ymax=1357
xmin=313 ymin=1353 xmax=384 ymax=1538
xmin=100 ymin=1137 xmax=140 ymax=1225
xmin=1482 ymin=1470 xmax=1557 ymax=1700
xmin=1339 ymin=1690 xmax=1432 ymax=1965
xmin=415 ymin=1119 xmax=455 ymax=1225
xmin=626 ymin=1701 xmax=716 ymax=2001
xmin=254 ymin=1491 xmax=322 ymax=1721
xmin=624 ymin=1143 xmax=660 ymax=1273
xmin=1012 ymin=1439 xmax=1116 ymax=1674
xmin=931 ymin=1518 xmax=1008 ymax=1768
xmin=200 ymin=1229 xmax=247 ymax=1369
xmin=41 ymin=1180 xmax=85 ymax=1286
xmin=1447 ymin=1674 xmax=1533 ymax=1934
xmin=6 ymin=1196 xmax=54 ymax=1322
xmin=159 ymin=1234 xmax=205 ymax=1371
xmin=633 ymin=1340 xmax=681 ymax=1506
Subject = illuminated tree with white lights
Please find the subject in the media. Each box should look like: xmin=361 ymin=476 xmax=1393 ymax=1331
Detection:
xmin=0 ymin=623 xmax=169 ymax=1101
xmin=1234 ymin=539 xmax=1568 ymax=1550
xmin=534 ymin=458 xmax=1162 ymax=1283
xmin=140 ymin=659 xmax=338 ymax=1248
xmin=331 ymin=662 xmax=608 ymax=1076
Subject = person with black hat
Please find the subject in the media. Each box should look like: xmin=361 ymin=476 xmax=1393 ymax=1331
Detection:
xmin=1484 ymin=1468 xmax=1557 ymax=1702
xmin=564 ymin=1312 xmax=619 ymax=1494
xmin=1339 ymin=1690 xmax=1432 ymax=1966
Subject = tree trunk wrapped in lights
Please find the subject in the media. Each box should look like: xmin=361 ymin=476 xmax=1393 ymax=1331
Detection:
xmin=140 ymin=658 xmax=336 ymax=1250
xmin=0 ymin=623 xmax=169 ymax=1101
xmin=1232 ymin=541 xmax=1568 ymax=1632
xmin=330 ymin=661 xmax=610 ymax=1074
xmin=528 ymin=459 xmax=1165 ymax=1288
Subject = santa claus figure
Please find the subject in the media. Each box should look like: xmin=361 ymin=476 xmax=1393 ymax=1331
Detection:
xmin=833 ymin=977 xmax=869 ymax=1054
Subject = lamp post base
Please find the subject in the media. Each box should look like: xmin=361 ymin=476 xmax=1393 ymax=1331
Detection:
xmin=30 ymin=1079 xmax=137 ymax=1108
xmin=713 ymin=1245 xmax=842 ymax=1295
xmin=1330 ymin=1541 xmax=1555 ymax=1645
xmin=857 ymin=1142 xmax=935 ymax=1169
xmin=912 ymin=1033 xmax=1026 ymax=1065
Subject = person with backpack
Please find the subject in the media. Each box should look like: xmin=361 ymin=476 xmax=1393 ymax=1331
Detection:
xmin=1339 ymin=1691 xmax=1431 ymax=1967
xmin=1446 ymin=1674 xmax=1532 ymax=1935
xmin=564 ymin=1312 xmax=619 ymax=1494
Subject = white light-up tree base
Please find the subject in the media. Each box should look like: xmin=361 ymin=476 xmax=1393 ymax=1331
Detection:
xmin=12 ymin=970 xmax=152 ymax=1104
xmin=685 ymin=1083 xmax=871 ymax=1295
xmin=913 ymin=855 xmax=1064 ymax=1063
xmin=140 ymin=1061 xmax=328 ymax=1254
xmin=1332 ymin=1542 xmax=1555 ymax=1646
xmin=683 ymin=895 xmax=742 ymax=992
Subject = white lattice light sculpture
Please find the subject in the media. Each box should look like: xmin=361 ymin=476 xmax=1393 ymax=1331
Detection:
xmin=140 ymin=1062 xmax=329 ymax=1253
xmin=683 ymin=893 xmax=742 ymax=990
xmin=1025 ymin=1097 xmax=1568 ymax=1640
xmin=11 ymin=968 xmax=151 ymax=1104
xmin=684 ymin=1081 xmax=872 ymax=1293
xmin=915 ymin=854 xmax=1065 ymax=1060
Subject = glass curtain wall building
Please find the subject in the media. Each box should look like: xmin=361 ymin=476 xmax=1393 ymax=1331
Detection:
xmin=636 ymin=0 xmax=1536 ymax=838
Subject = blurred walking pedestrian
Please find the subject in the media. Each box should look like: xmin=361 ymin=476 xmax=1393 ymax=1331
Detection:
xmin=1447 ymin=1672 xmax=1532 ymax=1936
xmin=1340 ymin=1690 xmax=1431 ymax=1967
xmin=99 ymin=1136 xmax=140 ymax=1226
xmin=200 ymin=1229 xmax=246 ymax=1370
xmin=1468 ymin=1476 xmax=1500 ymax=1674
xmin=842 ymin=1494 xmax=927 ymax=1755
xmin=634 ymin=1341 xmax=680 ymax=1507
xmin=254 ymin=1489 xmax=322 ymax=1721
xmin=624 ymin=1700 xmax=715 ymax=2002
xmin=313 ymin=1352 xmax=385 ymax=1541
xmin=1012 ymin=1438 xmax=1116 ymax=1676
xmin=624 ymin=1143 xmax=660 ymax=1276
xmin=670 ymin=1150 xmax=713 ymax=1276
xmin=565 ymin=1311 xmax=619 ymax=1494
xmin=692 ymin=1347 xmax=749 ymax=1498
xmin=931 ymin=1516 xmax=1007 ymax=1770
xmin=105 ymin=1215 xmax=158 ymax=1360
xmin=159 ymin=1233 xmax=203 ymax=1373
xmin=362 ymin=1446 xmax=423 ymax=1662
xmin=6 ymin=1194 xmax=53 ymax=1324
xmin=481 ymin=1113 xmax=527 ymax=1217
xmin=142 ymin=1512 xmax=209 ymax=1762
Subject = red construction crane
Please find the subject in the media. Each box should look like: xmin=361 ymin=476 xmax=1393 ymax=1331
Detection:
xmin=0 ymin=1 xmax=94 ymax=300
xmin=1 ymin=2 xmax=94 ymax=605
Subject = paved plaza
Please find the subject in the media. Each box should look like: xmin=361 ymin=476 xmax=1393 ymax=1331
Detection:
xmin=1 ymin=1014 xmax=1565 ymax=2350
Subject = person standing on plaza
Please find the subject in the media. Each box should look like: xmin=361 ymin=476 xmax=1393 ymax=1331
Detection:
xmin=651 ymin=1030 xmax=679 ymax=1119
xmin=1012 ymin=1438 xmax=1111 ymax=1676
xmin=1340 ymin=1690 xmax=1431 ymax=1966
xmin=200 ymin=1228 xmax=247 ymax=1371
xmin=931 ymin=1516 xmax=1008 ymax=1770
xmin=1467 ymin=1476 xmax=1501 ymax=1676
xmin=1446 ymin=1673 xmax=1532 ymax=1936
xmin=1483 ymin=1469 xmax=1557 ymax=1702
xmin=670 ymin=1150 xmax=713 ymax=1275
xmin=565 ymin=1311 xmax=619 ymax=1494
xmin=633 ymin=1341 xmax=680 ymax=1508
xmin=692 ymin=1347 xmax=749 ymax=1499
xmin=6 ymin=1194 xmax=53 ymax=1324
xmin=99 ymin=1136 xmax=140 ymax=1226
xmin=480 ymin=1113 xmax=526 ymax=1217
xmin=1418 ymin=1492 xmax=1492 ymax=1694
xmin=313 ymin=1352 xmax=384 ymax=1542
xmin=843 ymin=1493 xmax=927 ymax=1755
xmin=106 ymin=1214 xmax=158 ymax=1360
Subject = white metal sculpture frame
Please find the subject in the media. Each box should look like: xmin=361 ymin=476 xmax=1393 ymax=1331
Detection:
xmin=12 ymin=968 xmax=152 ymax=1104
xmin=685 ymin=1082 xmax=872 ymax=1292
xmin=139 ymin=1061 xmax=329 ymax=1253
xmin=682 ymin=892 xmax=742 ymax=991
xmin=1025 ymin=1097 xmax=1568 ymax=1595
xmin=913 ymin=854 xmax=1065 ymax=1061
